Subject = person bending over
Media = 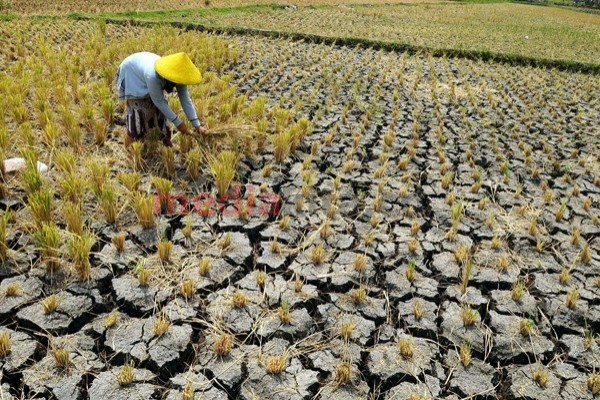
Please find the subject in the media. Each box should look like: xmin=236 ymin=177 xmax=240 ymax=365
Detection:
xmin=116 ymin=52 xmax=206 ymax=147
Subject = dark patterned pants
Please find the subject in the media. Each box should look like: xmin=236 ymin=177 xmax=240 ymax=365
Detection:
xmin=126 ymin=98 xmax=171 ymax=143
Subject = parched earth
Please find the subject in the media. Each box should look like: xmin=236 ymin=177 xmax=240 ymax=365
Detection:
xmin=0 ymin=22 xmax=599 ymax=399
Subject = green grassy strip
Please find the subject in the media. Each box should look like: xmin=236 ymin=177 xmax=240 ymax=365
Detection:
xmin=0 ymin=14 xmax=17 ymax=21
xmin=66 ymin=3 xmax=283 ymax=20
xmin=71 ymin=15 xmax=600 ymax=74
xmin=0 ymin=13 xmax=65 ymax=21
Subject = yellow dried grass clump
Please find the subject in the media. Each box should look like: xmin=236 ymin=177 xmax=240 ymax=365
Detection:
xmin=232 ymin=290 xmax=249 ymax=308
xmin=335 ymin=361 xmax=352 ymax=386
xmin=214 ymin=333 xmax=234 ymax=356
xmin=0 ymin=331 xmax=11 ymax=357
xmin=153 ymin=315 xmax=170 ymax=337
xmin=51 ymin=344 xmax=70 ymax=371
xmin=265 ymin=354 xmax=287 ymax=374
xmin=117 ymin=361 xmax=135 ymax=386
xmin=209 ymin=150 xmax=239 ymax=198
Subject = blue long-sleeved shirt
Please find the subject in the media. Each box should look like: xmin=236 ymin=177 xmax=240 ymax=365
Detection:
xmin=116 ymin=52 xmax=200 ymax=128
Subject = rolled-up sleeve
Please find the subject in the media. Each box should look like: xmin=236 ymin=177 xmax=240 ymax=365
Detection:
xmin=147 ymin=76 xmax=182 ymax=127
xmin=177 ymin=84 xmax=201 ymax=127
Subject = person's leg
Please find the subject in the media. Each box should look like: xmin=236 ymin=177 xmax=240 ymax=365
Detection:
xmin=160 ymin=118 xmax=173 ymax=148
xmin=147 ymin=103 xmax=172 ymax=147
xmin=125 ymin=100 xmax=146 ymax=148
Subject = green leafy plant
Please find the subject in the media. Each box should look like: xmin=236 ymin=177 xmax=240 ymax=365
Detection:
xmin=406 ymin=259 xmax=417 ymax=282
xmin=118 ymin=172 xmax=141 ymax=193
xmin=87 ymin=162 xmax=109 ymax=197
xmin=28 ymin=188 xmax=54 ymax=227
xmin=59 ymin=175 xmax=86 ymax=203
xmin=53 ymin=148 xmax=76 ymax=176
xmin=62 ymin=201 xmax=83 ymax=235
xmin=0 ymin=211 xmax=10 ymax=260
xmin=98 ymin=185 xmax=118 ymax=224
xmin=34 ymin=223 xmax=61 ymax=272
xmin=20 ymin=148 xmax=43 ymax=194
xmin=68 ymin=230 xmax=95 ymax=281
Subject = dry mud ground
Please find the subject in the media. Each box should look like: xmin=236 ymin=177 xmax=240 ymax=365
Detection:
xmin=0 ymin=21 xmax=599 ymax=399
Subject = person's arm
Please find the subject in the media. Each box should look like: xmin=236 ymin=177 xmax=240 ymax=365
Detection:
xmin=147 ymin=76 xmax=188 ymax=134
xmin=176 ymin=84 xmax=201 ymax=128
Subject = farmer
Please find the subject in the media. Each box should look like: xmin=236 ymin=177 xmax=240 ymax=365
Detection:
xmin=116 ymin=52 xmax=206 ymax=147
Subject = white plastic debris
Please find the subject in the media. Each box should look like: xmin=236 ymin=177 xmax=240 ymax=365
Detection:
xmin=3 ymin=158 xmax=48 ymax=174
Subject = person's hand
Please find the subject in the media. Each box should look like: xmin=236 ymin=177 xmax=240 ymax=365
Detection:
xmin=194 ymin=125 xmax=207 ymax=135
xmin=177 ymin=122 xmax=189 ymax=135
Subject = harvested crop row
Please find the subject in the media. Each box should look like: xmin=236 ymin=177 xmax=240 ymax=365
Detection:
xmin=111 ymin=2 xmax=600 ymax=66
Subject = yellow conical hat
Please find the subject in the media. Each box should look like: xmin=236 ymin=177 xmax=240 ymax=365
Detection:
xmin=155 ymin=52 xmax=202 ymax=85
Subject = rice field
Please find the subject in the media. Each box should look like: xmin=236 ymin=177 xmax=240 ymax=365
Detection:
xmin=3 ymin=0 xmax=443 ymax=15
xmin=0 ymin=3 xmax=599 ymax=400
xmin=95 ymin=2 xmax=600 ymax=65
